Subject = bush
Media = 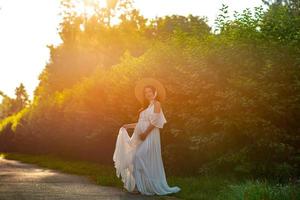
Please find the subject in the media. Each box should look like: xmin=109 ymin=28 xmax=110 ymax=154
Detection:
xmin=0 ymin=2 xmax=300 ymax=178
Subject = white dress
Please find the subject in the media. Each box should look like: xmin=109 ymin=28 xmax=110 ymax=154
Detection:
xmin=113 ymin=101 xmax=181 ymax=195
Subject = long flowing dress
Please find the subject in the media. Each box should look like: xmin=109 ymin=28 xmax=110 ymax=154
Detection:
xmin=113 ymin=101 xmax=181 ymax=195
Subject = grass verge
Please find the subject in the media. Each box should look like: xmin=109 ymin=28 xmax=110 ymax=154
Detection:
xmin=1 ymin=153 xmax=299 ymax=200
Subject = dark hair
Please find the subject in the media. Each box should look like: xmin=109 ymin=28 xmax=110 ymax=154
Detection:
xmin=138 ymin=85 xmax=158 ymax=114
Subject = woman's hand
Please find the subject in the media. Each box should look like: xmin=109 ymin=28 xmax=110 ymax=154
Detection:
xmin=122 ymin=124 xmax=129 ymax=129
xmin=122 ymin=123 xmax=137 ymax=129
xmin=139 ymin=132 xmax=148 ymax=141
xmin=140 ymin=124 xmax=155 ymax=141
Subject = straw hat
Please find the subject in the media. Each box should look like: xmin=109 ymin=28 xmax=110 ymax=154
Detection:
xmin=135 ymin=78 xmax=166 ymax=104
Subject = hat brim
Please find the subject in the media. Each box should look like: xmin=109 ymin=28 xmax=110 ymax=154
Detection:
xmin=135 ymin=78 xmax=166 ymax=104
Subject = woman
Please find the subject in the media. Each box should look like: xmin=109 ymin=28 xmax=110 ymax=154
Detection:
xmin=113 ymin=78 xmax=181 ymax=195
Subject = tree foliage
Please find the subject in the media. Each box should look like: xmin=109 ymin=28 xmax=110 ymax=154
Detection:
xmin=0 ymin=84 xmax=29 ymax=120
xmin=0 ymin=1 xmax=300 ymax=179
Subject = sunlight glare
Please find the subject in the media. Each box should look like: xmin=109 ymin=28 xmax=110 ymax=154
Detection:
xmin=0 ymin=0 xmax=263 ymax=99
xmin=74 ymin=0 xmax=106 ymax=18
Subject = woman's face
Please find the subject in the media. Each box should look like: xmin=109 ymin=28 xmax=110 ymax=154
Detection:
xmin=144 ymin=87 xmax=155 ymax=102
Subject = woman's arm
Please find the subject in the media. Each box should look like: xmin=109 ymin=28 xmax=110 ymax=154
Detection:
xmin=139 ymin=101 xmax=161 ymax=141
xmin=139 ymin=124 xmax=155 ymax=140
xmin=122 ymin=123 xmax=137 ymax=129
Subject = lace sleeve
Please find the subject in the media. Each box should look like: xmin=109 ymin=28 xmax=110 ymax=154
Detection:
xmin=149 ymin=111 xmax=167 ymax=128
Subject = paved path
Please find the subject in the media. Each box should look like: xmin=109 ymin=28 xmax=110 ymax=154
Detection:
xmin=0 ymin=158 xmax=177 ymax=200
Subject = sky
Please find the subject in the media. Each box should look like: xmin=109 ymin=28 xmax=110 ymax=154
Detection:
xmin=0 ymin=0 xmax=263 ymax=99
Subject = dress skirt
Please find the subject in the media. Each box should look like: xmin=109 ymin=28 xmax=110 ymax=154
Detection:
xmin=113 ymin=103 xmax=180 ymax=195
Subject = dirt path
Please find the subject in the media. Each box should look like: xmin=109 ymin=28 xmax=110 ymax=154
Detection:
xmin=0 ymin=158 xmax=177 ymax=200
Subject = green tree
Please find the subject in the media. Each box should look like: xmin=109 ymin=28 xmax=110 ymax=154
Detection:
xmin=148 ymin=15 xmax=210 ymax=39
xmin=13 ymin=83 xmax=29 ymax=113
xmin=0 ymin=91 xmax=13 ymax=119
xmin=1 ymin=0 xmax=300 ymax=179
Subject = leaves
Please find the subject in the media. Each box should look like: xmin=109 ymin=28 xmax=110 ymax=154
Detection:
xmin=1 ymin=1 xmax=300 ymax=178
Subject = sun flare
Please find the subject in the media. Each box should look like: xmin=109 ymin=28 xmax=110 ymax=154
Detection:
xmin=0 ymin=0 xmax=263 ymax=98
xmin=0 ymin=1 xmax=299 ymax=199
xmin=73 ymin=0 xmax=107 ymax=17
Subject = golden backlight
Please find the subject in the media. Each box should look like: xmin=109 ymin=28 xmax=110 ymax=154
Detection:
xmin=0 ymin=0 xmax=263 ymax=98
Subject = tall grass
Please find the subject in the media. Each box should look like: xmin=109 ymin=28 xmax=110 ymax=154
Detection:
xmin=217 ymin=181 xmax=300 ymax=200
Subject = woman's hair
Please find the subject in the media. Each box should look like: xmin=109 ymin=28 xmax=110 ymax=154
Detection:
xmin=138 ymin=85 xmax=159 ymax=114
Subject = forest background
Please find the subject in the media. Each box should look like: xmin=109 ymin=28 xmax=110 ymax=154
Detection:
xmin=0 ymin=1 xmax=300 ymax=196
